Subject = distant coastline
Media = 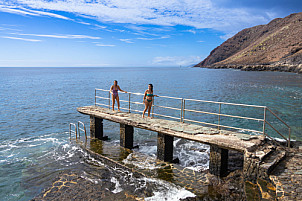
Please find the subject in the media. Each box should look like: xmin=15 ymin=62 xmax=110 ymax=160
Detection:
xmin=195 ymin=64 xmax=302 ymax=74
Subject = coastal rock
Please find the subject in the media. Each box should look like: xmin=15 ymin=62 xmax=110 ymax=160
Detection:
xmin=195 ymin=12 xmax=302 ymax=73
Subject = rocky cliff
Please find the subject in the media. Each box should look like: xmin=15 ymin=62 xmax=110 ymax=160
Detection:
xmin=195 ymin=12 xmax=302 ymax=73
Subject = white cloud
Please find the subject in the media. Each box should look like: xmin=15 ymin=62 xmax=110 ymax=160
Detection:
xmin=95 ymin=43 xmax=115 ymax=47
xmin=16 ymin=33 xmax=101 ymax=40
xmin=2 ymin=36 xmax=41 ymax=42
xmin=137 ymin=35 xmax=170 ymax=41
xmin=219 ymin=32 xmax=236 ymax=40
xmin=119 ymin=39 xmax=134 ymax=43
xmin=1 ymin=0 xmax=272 ymax=34
xmin=152 ymin=56 xmax=202 ymax=66
xmin=0 ymin=5 xmax=69 ymax=20
xmin=184 ymin=29 xmax=197 ymax=34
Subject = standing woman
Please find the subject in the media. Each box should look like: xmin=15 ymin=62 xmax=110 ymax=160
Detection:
xmin=110 ymin=80 xmax=127 ymax=111
xmin=142 ymin=84 xmax=158 ymax=118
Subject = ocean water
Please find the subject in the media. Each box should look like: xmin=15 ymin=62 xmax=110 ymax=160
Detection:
xmin=0 ymin=67 xmax=301 ymax=200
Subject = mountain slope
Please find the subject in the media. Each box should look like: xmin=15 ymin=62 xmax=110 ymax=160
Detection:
xmin=195 ymin=13 xmax=302 ymax=73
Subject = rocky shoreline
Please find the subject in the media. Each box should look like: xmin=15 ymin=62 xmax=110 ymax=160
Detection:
xmin=197 ymin=64 xmax=302 ymax=74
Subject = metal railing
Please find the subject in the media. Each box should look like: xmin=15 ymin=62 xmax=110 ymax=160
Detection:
xmin=94 ymin=88 xmax=291 ymax=147
xmin=69 ymin=123 xmax=77 ymax=139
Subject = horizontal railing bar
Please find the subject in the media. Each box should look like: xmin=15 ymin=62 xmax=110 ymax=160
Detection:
xmin=185 ymin=98 xmax=266 ymax=108
xmin=128 ymin=92 xmax=144 ymax=96
xmin=153 ymin=105 xmax=181 ymax=111
xmin=95 ymin=88 xmax=110 ymax=92
xmin=184 ymin=108 xmax=264 ymax=122
xmin=266 ymin=107 xmax=290 ymax=128
xmin=96 ymin=103 xmax=109 ymax=107
xmin=183 ymin=118 xmax=262 ymax=134
xmin=130 ymin=109 xmax=144 ymax=113
xmin=130 ymin=101 xmax=144 ymax=105
xmin=96 ymin=96 xmax=110 ymax=100
xmin=153 ymin=113 xmax=181 ymax=120
xmin=157 ymin=95 xmax=183 ymax=100
xmin=265 ymin=121 xmax=288 ymax=141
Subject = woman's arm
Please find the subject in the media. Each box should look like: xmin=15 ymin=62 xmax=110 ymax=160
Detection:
xmin=117 ymin=85 xmax=127 ymax=93
xmin=109 ymin=85 xmax=113 ymax=94
xmin=143 ymin=90 xmax=147 ymax=101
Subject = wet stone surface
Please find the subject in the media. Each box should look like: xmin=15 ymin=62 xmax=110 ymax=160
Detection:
xmin=32 ymin=171 xmax=149 ymax=201
xmin=270 ymin=144 xmax=302 ymax=201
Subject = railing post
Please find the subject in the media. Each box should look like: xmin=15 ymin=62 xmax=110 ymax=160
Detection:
xmin=128 ymin=93 xmax=131 ymax=113
xmin=182 ymin=99 xmax=186 ymax=123
xmin=263 ymin=107 xmax=267 ymax=136
xmin=218 ymin=103 xmax=221 ymax=130
xmin=78 ymin=122 xmax=80 ymax=138
xmin=180 ymin=98 xmax=184 ymax=122
xmin=108 ymin=91 xmax=111 ymax=109
xmin=95 ymin=89 xmax=96 ymax=106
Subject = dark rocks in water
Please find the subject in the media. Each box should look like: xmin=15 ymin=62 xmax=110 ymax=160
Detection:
xmin=195 ymin=12 xmax=302 ymax=74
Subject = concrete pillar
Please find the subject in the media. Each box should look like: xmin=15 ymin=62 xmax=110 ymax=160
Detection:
xmin=120 ymin=124 xmax=134 ymax=149
xmin=90 ymin=116 xmax=107 ymax=140
xmin=209 ymin=145 xmax=228 ymax=177
xmin=157 ymin=132 xmax=174 ymax=162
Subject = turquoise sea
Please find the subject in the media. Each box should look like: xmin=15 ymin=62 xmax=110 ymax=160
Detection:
xmin=0 ymin=67 xmax=301 ymax=200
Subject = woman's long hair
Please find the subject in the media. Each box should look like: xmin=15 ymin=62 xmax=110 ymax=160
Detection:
xmin=149 ymin=84 xmax=153 ymax=92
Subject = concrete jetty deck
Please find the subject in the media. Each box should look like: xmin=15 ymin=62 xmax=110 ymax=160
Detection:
xmin=77 ymin=106 xmax=265 ymax=152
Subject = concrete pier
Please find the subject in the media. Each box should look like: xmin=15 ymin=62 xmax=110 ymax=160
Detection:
xmin=90 ymin=116 xmax=108 ymax=140
xmin=157 ymin=133 xmax=174 ymax=162
xmin=120 ymin=124 xmax=134 ymax=149
xmin=209 ymin=145 xmax=228 ymax=176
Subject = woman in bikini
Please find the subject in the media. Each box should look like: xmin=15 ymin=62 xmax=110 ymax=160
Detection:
xmin=110 ymin=80 xmax=127 ymax=111
xmin=142 ymin=84 xmax=158 ymax=118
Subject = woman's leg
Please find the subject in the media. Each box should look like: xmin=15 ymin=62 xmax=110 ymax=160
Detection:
xmin=116 ymin=95 xmax=121 ymax=111
xmin=142 ymin=100 xmax=148 ymax=118
xmin=147 ymin=102 xmax=152 ymax=117
xmin=112 ymin=94 xmax=115 ymax=111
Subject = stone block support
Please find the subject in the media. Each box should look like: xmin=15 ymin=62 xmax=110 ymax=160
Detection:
xmin=243 ymin=153 xmax=259 ymax=182
xmin=120 ymin=124 xmax=134 ymax=149
xmin=90 ymin=116 xmax=107 ymax=140
xmin=157 ymin=132 xmax=174 ymax=162
xmin=209 ymin=145 xmax=228 ymax=177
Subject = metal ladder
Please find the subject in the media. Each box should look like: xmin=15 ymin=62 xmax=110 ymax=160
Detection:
xmin=69 ymin=121 xmax=87 ymax=140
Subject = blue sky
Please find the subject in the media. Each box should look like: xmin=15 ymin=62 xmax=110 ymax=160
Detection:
xmin=0 ymin=0 xmax=301 ymax=67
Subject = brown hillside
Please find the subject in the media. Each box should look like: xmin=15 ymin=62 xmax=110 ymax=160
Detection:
xmin=195 ymin=12 xmax=302 ymax=73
